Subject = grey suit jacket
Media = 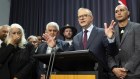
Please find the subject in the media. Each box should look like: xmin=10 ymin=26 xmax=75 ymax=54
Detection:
xmin=108 ymin=21 xmax=140 ymax=76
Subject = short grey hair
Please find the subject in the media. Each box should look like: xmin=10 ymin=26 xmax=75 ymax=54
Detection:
xmin=27 ymin=35 xmax=38 ymax=41
xmin=0 ymin=24 xmax=9 ymax=30
xmin=46 ymin=22 xmax=59 ymax=31
xmin=78 ymin=8 xmax=93 ymax=17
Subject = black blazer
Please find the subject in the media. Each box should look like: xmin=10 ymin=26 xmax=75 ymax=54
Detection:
xmin=0 ymin=43 xmax=14 ymax=79
xmin=0 ymin=43 xmax=35 ymax=79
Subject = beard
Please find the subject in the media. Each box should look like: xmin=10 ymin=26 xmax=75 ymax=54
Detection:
xmin=64 ymin=35 xmax=73 ymax=40
xmin=118 ymin=19 xmax=126 ymax=22
xmin=117 ymin=17 xmax=129 ymax=22
xmin=65 ymin=37 xmax=72 ymax=39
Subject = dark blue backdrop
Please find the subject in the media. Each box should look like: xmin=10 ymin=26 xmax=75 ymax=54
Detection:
xmin=9 ymin=0 xmax=140 ymax=38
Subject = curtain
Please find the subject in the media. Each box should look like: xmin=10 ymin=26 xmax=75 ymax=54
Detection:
xmin=9 ymin=0 xmax=140 ymax=38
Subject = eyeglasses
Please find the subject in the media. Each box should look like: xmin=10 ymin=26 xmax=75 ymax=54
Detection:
xmin=78 ymin=14 xmax=89 ymax=19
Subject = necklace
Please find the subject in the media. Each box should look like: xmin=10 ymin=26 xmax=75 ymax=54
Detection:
xmin=121 ymin=29 xmax=124 ymax=34
xmin=119 ymin=27 xmax=125 ymax=34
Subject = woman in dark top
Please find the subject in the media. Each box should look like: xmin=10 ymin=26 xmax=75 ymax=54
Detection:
xmin=0 ymin=23 xmax=35 ymax=79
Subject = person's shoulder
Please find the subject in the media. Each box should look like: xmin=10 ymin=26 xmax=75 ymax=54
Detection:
xmin=57 ymin=39 xmax=63 ymax=42
xmin=38 ymin=42 xmax=47 ymax=48
xmin=73 ymin=31 xmax=82 ymax=39
xmin=57 ymin=39 xmax=68 ymax=44
xmin=0 ymin=42 xmax=7 ymax=48
xmin=75 ymin=31 xmax=82 ymax=36
xmin=95 ymin=26 xmax=104 ymax=30
xmin=25 ymin=42 xmax=33 ymax=47
xmin=129 ymin=21 xmax=140 ymax=29
xmin=95 ymin=27 xmax=104 ymax=34
xmin=129 ymin=21 xmax=140 ymax=26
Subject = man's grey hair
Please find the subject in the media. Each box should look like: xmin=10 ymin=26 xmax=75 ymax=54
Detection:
xmin=27 ymin=35 xmax=38 ymax=41
xmin=46 ymin=22 xmax=59 ymax=31
xmin=78 ymin=8 xmax=93 ymax=17
xmin=0 ymin=24 xmax=9 ymax=30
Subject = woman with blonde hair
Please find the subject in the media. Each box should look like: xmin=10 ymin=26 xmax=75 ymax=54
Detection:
xmin=0 ymin=23 xmax=35 ymax=79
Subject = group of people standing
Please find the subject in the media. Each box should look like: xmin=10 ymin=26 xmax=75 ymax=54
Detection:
xmin=0 ymin=4 xmax=140 ymax=79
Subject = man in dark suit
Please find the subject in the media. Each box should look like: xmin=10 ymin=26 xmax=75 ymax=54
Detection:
xmin=43 ymin=8 xmax=117 ymax=79
xmin=71 ymin=8 xmax=117 ymax=79
xmin=0 ymin=25 xmax=9 ymax=79
xmin=35 ymin=22 xmax=69 ymax=79
xmin=107 ymin=5 xmax=140 ymax=79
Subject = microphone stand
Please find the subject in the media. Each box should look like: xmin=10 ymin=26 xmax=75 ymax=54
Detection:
xmin=45 ymin=48 xmax=57 ymax=79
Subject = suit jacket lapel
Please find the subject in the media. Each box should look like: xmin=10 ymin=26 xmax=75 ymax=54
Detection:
xmin=56 ymin=40 xmax=61 ymax=48
xmin=120 ymin=22 xmax=132 ymax=45
xmin=79 ymin=32 xmax=84 ymax=49
xmin=115 ymin=25 xmax=121 ymax=46
xmin=87 ymin=27 xmax=98 ymax=49
xmin=38 ymin=43 xmax=48 ymax=54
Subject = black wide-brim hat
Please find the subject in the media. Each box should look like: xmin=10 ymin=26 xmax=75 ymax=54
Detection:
xmin=60 ymin=25 xmax=77 ymax=38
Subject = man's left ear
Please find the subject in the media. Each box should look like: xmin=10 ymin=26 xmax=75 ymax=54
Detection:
xmin=127 ymin=11 xmax=130 ymax=16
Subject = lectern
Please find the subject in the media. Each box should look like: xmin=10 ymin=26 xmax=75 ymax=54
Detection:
xmin=33 ymin=50 xmax=99 ymax=79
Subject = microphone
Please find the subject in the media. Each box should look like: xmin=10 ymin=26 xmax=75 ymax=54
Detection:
xmin=45 ymin=47 xmax=57 ymax=79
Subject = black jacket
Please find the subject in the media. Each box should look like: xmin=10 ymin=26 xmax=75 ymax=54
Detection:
xmin=0 ymin=43 xmax=35 ymax=79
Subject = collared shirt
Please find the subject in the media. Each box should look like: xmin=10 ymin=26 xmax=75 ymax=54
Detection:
xmin=43 ymin=44 xmax=59 ymax=68
xmin=46 ymin=46 xmax=53 ymax=54
xmin=43 ymin=46 xmax=53 ymax=69
xmin=0 ymin=39 xmax=3 ymax=48
xmin=82 ymin=24 xmax=94 ymax=40
xmin=82 ymin=24 xmax=115 ymax=43
xmin=65 ymin=40 xmax=72 ymax=45
xmin=46 ymin=45 xmax=59 ymax=54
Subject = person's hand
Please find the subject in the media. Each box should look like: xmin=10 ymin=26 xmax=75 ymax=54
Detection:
xmin=42 ymin=33 xmax=56 ymax=48
xmin=13 ymin=77 xmax=18 ymax=79
xmin=120 ymin=68 xmax=128 ymax=79
xmin=112 ymin=68 xmax=127 ymax=79
xmin=33 ymin=42 xmax=39 ymax=48
xmin=40 ymin=74 xmax=46 ymax=79
xmin=10 ymin=35 xmax=21 ymax=47
xmin=104 ymin=20 xmax=116 ymax=39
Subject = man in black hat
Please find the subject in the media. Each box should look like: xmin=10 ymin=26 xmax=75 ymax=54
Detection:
xmin=60 ymin=24 xmax=77 ymax=45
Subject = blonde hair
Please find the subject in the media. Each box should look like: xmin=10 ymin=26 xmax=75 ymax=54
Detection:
xmin=5 ymin=23 xmax=27 ymax=48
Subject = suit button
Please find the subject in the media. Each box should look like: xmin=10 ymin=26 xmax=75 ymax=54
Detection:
xmin=119 ymin=49 xmax=121 ymax=51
